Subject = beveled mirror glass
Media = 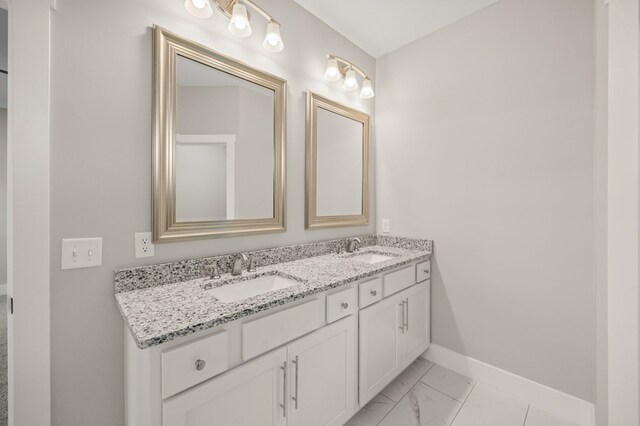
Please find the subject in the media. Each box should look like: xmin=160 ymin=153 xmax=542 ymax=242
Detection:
xmin=153 ymin=26 xmax=286 ymax=242
xmin=305 ymin=92 xmax=370 ymax=229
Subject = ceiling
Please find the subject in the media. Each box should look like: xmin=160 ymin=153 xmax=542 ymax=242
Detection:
xmin=293 ymin=0 xmax=501 ymax=58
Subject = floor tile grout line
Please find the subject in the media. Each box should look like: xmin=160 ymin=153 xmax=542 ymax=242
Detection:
xmin=418 ymin=361 xmax=476 ymax=403
xmin=449 ymin=382 xmax=477 ymax=426
xmin=381 ymin=360 xmax=435 ymax=404
xmin=522 ymin=404 xmax=531 ymax=426
xmin=419 ymin=378 xmax=473 ymax=404
xmin=421 ymin=382 xmax=466 ymax=404
xmin=375 ymin=362 xmax=435 ymax=426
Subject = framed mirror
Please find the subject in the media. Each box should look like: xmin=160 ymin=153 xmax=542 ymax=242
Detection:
xmin=152 ymin=26 xmax=286 ymax=242
xmin=305 ymin=92 xmax=370 ymax=229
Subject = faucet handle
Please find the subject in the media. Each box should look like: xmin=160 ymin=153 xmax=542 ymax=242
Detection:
xmin=207 ymin=263 xmax=221 ymax=279
xmin=247 ymin=256 xmax=257 ymax=272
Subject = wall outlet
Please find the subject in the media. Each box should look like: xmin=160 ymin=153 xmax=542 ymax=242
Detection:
xmin=61 ymin=238 xmax=103 ymax=270
xmin=135 ymin=232 xmax=155 ymax=258
xmin=382 ymin=219 xmax=390 ymax=233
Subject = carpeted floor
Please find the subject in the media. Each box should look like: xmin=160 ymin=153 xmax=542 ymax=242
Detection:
xmin=0 ymin=296 xmax=7 ymax=426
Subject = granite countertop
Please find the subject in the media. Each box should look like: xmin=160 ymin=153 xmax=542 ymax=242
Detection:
xmin=116 ymin=240 xmax=432 ymax=349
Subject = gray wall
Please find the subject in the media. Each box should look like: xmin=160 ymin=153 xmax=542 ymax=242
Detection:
xmin=49 ymin=0 xmax=374 ymax=424
xmin=375 ymin=0 xmax=595 ymax=401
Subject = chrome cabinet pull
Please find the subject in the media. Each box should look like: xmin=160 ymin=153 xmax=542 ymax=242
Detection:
xmin=405 ymin=298 xmax=410 ymax=331
xmin=341 ymin=302 xmax=349 ymax=309
xmin=280 ymin=361 xmax=287 ymax=417
xmin=195 ymin=359 xmax=206 ymax=371
xmin=399 ymin=301 xmax=405 ymax=334
xmin=370 ymin=290 xmax=377 ymax=296
xmin=292 ymin=356 xmax=299 ymax=409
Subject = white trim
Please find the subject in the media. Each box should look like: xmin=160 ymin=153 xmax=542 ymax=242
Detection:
xmin=176 ymin=133 xmax=236 ymax=220
xmin=606 ymin=0 xmax=640 ymax=424
xmin=422 ymin=345 xmax=595 ymax=426
xmin=7 ymin=0 xmax=52 ymax=425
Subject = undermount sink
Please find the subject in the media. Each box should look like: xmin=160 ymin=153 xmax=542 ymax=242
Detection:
xmin=208 ymin=274 xmax=300 ymax=303
xmin=349 ymin=252 xmax=395 ymax=264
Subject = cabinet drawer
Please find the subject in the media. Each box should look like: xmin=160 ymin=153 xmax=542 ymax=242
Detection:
xmin=359 ymin=277 xmax=382 ymax=308
xmin=242 ymin=298 xmax=320 ymax=361
xmin=326 ymin=287 xmax=357 ymax=323
xmin=383 ymin=265 xmax=415 ymax=296
xmin=161 ymin=330 xmax=228 ymax=399
xmin=416 ymin=260 xmax=431 ymax=282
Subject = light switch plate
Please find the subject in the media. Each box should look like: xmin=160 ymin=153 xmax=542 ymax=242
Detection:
xmin=61 ymin=238 xmax=103 ymax=270
xmin=382 ymin=219 xmax=390 ymax=233
xmin=135 ymin=232 xmax=155 ymax=258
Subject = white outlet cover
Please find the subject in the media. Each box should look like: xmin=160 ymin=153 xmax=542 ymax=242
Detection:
xmin=382 ymin=219 xmax=390 ymax=233
xmin=135 ymin=232 xmax=155 ymax=258
xmin=61 ymin=238 xmax=103 ymax=270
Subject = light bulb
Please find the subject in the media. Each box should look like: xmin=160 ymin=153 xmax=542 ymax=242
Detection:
xmin=185 ymin=0 xmax=213 ymax=18
xmin=263 ymin=22 xmax=284 ymax=52
xmin=360 ymin=78 xmax=374 ymax=99
xmin=324 ymin=57 xmax=341 ymax=82
xmin=228 ymin=2 xmax=252 ymax=37
xmin=343 ymin=68 xmax=358 ymax=91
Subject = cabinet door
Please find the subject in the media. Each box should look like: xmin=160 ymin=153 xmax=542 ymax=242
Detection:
xmin=162 ymin=348 xmax=287 ymax=426
xmin=401 ymin=281 xmax=430 ymax=366
xmin=287 ymin=316 xmax=356 ymax=426
xmin=358 ymin=293 xmax=403 ymax=406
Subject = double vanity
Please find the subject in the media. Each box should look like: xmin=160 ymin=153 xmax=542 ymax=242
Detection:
xmin=115 ymin=25 xmax=432 ymax=426
xmin=116 ymin=235 xmax=432 ymax=426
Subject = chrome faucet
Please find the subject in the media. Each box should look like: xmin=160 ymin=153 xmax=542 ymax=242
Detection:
xmin=247 ymin=256 xmax=257 ymax=272
xmin=231 ymin=253 xmax=248 ymax=276
xmin=346 ymin=238 xmax=361 ymax=253
xmin=206 ymin=262 xmax=221 ymax=279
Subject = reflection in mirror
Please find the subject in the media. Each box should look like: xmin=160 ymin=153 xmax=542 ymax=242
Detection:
xmin=153 ymin=27 xmax=286 ymax=242
xmin=316 ymin=107 xmax=363 ymax=216
xmin=175 ymin=55 xmax=275 ymax=222
xmin=306 ymin=92 xmax=370 ymax=229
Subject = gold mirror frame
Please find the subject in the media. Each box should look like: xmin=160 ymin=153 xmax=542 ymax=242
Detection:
xmin=305 ymin=92 xmax=370 ymax=230
xmin=152 ymin=26 xmax=287 ymax=243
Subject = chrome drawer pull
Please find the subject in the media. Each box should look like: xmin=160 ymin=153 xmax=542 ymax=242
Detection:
xmin=341 ymin=302 xmax=349 ymax=309
xmin=370 ymin=290 xmax=377 ymax=296
xmin=405 ymin=298 xmax=409 ymax=331
xmin=195 ymin=359 xmax=206 ymax=371
xmin=292 ymin=356 xmax=299 ymax=409
xmin=280 ymin=361 xmax=287 ymax=417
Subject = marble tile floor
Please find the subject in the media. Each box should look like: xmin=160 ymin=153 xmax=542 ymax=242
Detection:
xmin=346 ymin=358 xmax=577 ymax=426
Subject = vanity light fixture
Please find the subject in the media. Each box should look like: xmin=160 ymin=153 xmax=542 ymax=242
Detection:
xmin=184 ymin=0 xmax=284 ymax=52
xmin=323 ymin=55 xmax=375 ymax=99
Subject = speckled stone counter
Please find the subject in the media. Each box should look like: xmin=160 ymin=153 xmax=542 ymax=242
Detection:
xmin=115 ymin=235 xmax=432 ymax=349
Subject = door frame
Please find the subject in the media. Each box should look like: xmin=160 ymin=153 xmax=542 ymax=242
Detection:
xmin=5 ymin=0 xmax=54 ymax=424
xmin=606 ymin=0 xmax=640 ymax=424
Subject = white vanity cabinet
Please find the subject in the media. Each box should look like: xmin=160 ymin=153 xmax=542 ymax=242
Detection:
xmin=125 ymin=258 xmax=431 ymax=426
xmin=358 ymin=279 xmax=430 ymax=405
xmin=358 ymin=288 xmax=404 ymax=404
xmin=163 ymin=347 xmax=287 ymax=426
xmin=286 ymin=316 xmax=356 ymax=426
xmin=162 ymin=316 xmax=355 ymax=426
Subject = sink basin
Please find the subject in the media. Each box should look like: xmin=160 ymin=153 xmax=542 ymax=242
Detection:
xmin=209 ymin=274 xmax=300 ymax=303
xmin=349 ymin=253 xmax=395 ymax=264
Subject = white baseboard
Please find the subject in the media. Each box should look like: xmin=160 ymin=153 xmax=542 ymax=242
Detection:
xmin=0 ymin=284 xmax=6 ymax=296
xmin=422 ymin=344 xmax=595 ymax=426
